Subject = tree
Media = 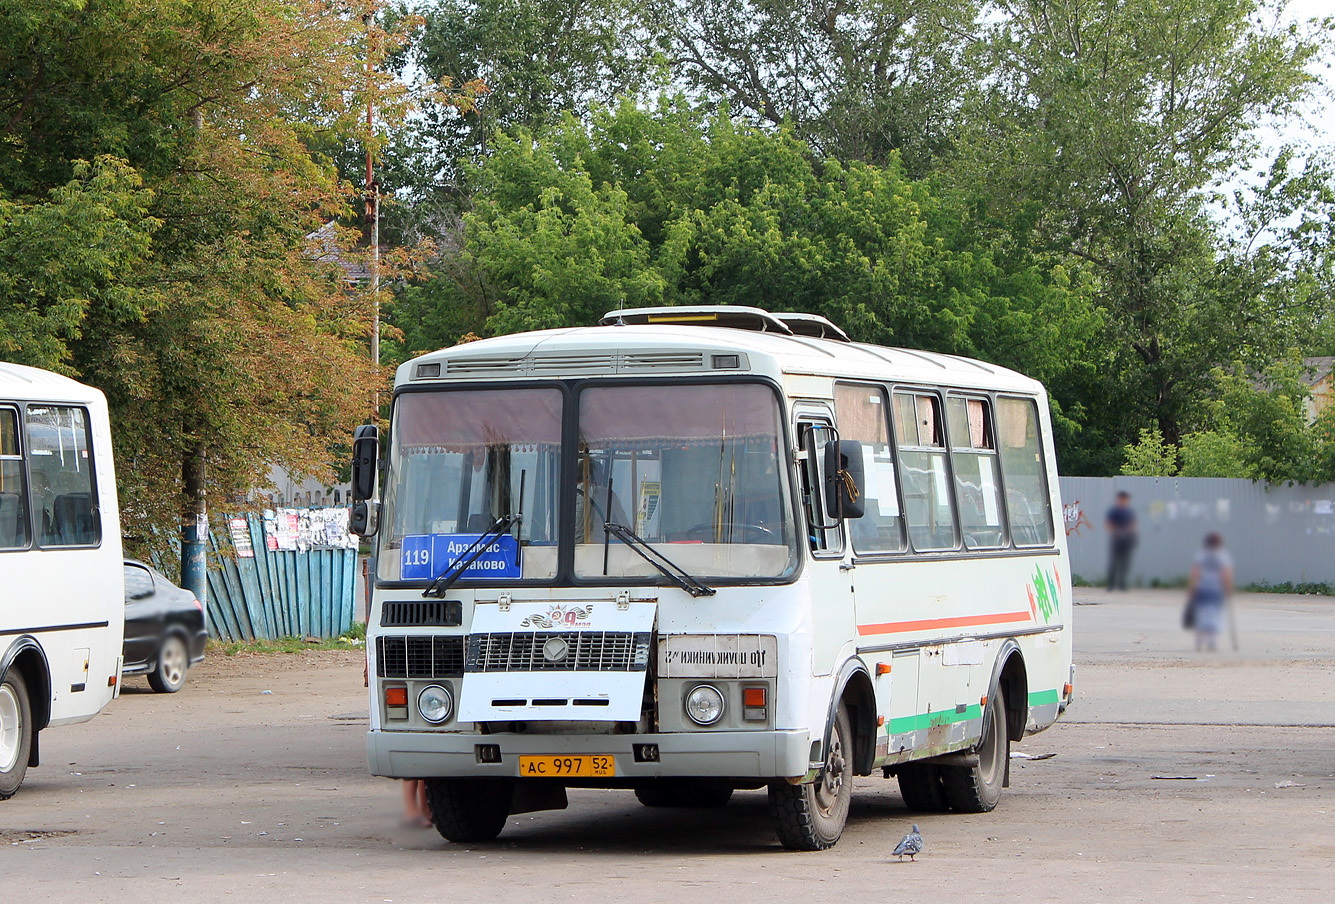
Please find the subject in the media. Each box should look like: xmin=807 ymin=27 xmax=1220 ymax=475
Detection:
xmin=1 ymin=0 xmax=385 ymax=571
xmin=645 ymin=0 xmax=985 ymax=175
xmin=424 ymin=100 xmax=1100 ymax=387
xmin=961 ymin=0 xmax=1328 ymax=459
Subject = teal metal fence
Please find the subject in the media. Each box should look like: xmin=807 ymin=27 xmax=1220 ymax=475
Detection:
xmin=205 ymin=513 xmax=356 ymax=641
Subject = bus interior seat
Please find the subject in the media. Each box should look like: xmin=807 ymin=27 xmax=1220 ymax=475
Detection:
xmin=0 ymin=491 xmax=23 ymax=547
xmin=51 ymin=492 xmax=95 ymax=545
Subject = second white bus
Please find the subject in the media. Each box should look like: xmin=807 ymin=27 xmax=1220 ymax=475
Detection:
xmin=1 ymin=362 xmax=124 ymax=799
xmin=353 ymin=306 xmax=1073 ymax=850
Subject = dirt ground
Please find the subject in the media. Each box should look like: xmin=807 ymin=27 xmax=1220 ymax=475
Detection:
xmin=2 ymin=588 xmax=1332 ymax=902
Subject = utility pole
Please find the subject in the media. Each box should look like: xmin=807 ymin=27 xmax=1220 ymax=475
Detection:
xmin=180 ymin=105 xmax=209 ymax=608
xmin=365 ymin=10 xmax=380 ymax=417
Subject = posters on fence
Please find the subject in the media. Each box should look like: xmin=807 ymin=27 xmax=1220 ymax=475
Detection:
xmin=260 ymin=507 xmax=357 ymax=553
xmin=229 ymin=517 xmax=255 ymax=558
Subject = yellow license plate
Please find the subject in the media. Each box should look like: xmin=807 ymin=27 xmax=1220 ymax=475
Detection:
xmin=518 ymin=755 xmax=615 ymax=778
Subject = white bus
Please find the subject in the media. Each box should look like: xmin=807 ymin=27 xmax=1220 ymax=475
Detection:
xmin=353 ymin=306 xmax=1073 ymax=850
xmin=1 ymin=363 xmax=124 ymax=799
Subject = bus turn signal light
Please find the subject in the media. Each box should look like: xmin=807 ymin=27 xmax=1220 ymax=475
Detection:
xmin=385 ymin=687 xmax=408 ymax=707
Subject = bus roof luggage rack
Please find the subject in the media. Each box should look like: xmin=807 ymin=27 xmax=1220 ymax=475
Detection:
xmin=772 ymin=312 xmax=851 ymax=342
xmin=600 ymin=305 xmax=794 ymax=335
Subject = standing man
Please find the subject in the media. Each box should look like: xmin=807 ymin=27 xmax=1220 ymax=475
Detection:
xmin=1105 ymin=490 xmax=1137 ymax=591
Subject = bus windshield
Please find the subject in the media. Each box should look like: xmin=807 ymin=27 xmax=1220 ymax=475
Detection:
xmin=575 ymin=382 xmax=796 ymax=581
xmin=377 ymin=381 xmax=797 ymax=585
xmin=378 ymin=387 xmax=564 ymax=583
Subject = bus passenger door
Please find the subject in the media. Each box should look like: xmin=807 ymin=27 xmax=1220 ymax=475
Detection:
xmin=794 ymin=412 xmax=855 ymax=677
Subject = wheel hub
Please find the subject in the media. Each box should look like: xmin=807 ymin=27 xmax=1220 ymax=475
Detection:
xmin=816 ymin=736 xmax=845 ymax=810
xmin=0 ymin=685 xmax=19 ymax=772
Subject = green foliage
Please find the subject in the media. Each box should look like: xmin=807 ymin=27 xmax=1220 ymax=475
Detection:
xmin=0 ymin=157 xmax=160 ymax=369
xmin=1 ymin=0 xmax=382 ymax=558
xmin=961 ymin=0 xmax=1329 ymax=457
xmin=1120 ymin=428 xmax=1179 ymax=477
xmin=422 ymin=100 xmax=1100 ymax=387
xmin=644 ymin=0 xmax=985 ymax=176
xmin=1178 ymin=431 xmax=1254 ymax=479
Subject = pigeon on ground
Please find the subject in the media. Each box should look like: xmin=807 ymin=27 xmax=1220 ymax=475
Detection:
xmin=892 ymin=824 xmax=924 ymax=861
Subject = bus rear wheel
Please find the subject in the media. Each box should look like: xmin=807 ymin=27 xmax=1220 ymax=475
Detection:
xmin=896 ymin=762 xmax=949 ymax=812
xmin=941 ymin=688 xmax=1009 ymax=813
xmin=425 ymin=778 xmax=514 ymax=843
xmin=0 ymin=670 xmax=33 ymax=801
xmin=769 ymin=704 xmax=852 ymax=851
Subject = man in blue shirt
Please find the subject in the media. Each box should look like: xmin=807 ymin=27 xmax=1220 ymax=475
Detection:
xmin=1105 ymin=491 xmax=1137 ymax=591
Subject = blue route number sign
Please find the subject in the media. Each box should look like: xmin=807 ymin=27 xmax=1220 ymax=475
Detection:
xmin=400 ymin=533 xmax=521 ymax=581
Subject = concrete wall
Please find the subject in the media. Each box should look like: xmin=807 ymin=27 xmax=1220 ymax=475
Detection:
xmin=1059 ymin=476 xmax=1335 ymax=588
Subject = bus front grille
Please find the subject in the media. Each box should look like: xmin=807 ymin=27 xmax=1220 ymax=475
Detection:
xmin=467 ymin=631 xmax=652 ymax=672
xmin=377 ymin=635 xmax=466 ymax=678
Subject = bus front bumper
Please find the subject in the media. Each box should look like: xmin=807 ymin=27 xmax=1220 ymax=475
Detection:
xmin=367 ymin=728 xmax=814 ymax=781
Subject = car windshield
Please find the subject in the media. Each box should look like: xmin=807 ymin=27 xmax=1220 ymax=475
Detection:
xmin=378 ymin=388 xmax=563 ymax=583
xmin=575 ymin=383 xmax=797 ymax=581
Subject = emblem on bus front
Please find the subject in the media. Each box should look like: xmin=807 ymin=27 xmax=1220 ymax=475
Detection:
xmin=519 ymin=605 xmax=594 ymax=629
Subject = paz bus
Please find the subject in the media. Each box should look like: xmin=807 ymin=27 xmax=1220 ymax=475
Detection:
xmin=352 ymin=306 xmax=1073 ymax=850
xmin=1 ymin=363 xmax=124 ymax=799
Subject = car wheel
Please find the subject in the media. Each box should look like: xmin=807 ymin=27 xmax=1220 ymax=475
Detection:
xmin=148 ymin=635 xmax=189 ymax=693
xmin=1 ymin=670 xmax=33 ymax=800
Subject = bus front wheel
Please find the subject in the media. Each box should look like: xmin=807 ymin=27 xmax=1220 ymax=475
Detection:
xmin=0 ymin=670 xmax=33 ymax=801
xmin=940 ymin=688 xmax=1009 ymax=813
xmin=425 ymin=778 xmax=514 ymax=843
xmin=768 ymin=704 xmax=852 ymax=851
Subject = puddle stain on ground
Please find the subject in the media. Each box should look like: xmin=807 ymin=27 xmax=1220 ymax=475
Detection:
xmin=3 ymin=829 xmax=78 ymax=844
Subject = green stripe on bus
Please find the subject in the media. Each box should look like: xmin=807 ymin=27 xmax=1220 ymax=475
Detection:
xmin=886 ymin=691 xmax=1061 ymax=736
xmin=888 ymin=704 xmax=982 ymax=735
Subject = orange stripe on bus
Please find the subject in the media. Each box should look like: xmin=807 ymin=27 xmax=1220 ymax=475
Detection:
xmin=857 ymin=610 xmax=1033 ymax=636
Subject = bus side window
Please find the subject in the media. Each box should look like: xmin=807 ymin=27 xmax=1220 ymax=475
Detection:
xmin=834 ymin=383 xmax=906 ymax=553
xmin=798 ymin=422 xmax=842 ymax=554
xmin=946 ymin=396 xmax=1005 ymax=550
xmin=892 ymin=391 xmax=959 ymax=552
xmin=996 ymin=397 xmax=1055 ymax=546
xmin=0 ymin=406 xmax=29 ymax=549
xmin=26 ymin=405 xmax=101 ymax=548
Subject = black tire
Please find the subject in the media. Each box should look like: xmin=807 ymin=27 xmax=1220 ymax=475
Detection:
xmin=148 ymin=635 xmax=189 ymax=693
xmin=0 ymin=670 xmax=33 ymax=801
xmin=896 ymin=762 xmax=949 ymax=813
xmin=768 ymin=704 xmax=853 ymax=851
xmin=425 ymin=778 xmax=514 ymax=843
xmin=940 ymin=688 xmax=1009 ymax=813
xmin=634 ymin=778 xmax=734 ymax=808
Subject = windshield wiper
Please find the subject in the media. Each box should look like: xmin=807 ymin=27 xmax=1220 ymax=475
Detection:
xmin=602 ymin=521 xmax=715 ymax=597
xmin=422 ymin=513 xmax=520 ymax=598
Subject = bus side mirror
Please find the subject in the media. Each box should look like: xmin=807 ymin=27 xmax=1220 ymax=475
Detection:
xmin=824 ymin=439 xmax=866 ymax=520
xmin=350 ymin=424 xmax=380 ymax=537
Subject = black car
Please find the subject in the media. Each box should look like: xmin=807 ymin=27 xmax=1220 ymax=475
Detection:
xmin=122 ymin=560 xmax=209 ymax=693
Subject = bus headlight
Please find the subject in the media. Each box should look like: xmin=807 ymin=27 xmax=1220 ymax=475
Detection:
xmin=418 ymin=684 xmax=454 ymax=724
xmin=685 ymin=684 xmax=725 ymax=726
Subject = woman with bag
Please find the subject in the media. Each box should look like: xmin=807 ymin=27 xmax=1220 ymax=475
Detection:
xmin=1186 ymin=532 xmax=1234 ymax=652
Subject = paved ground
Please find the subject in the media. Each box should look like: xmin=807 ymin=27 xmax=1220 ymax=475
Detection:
xmin=3 ymin=588 xmax=1332 ymax=902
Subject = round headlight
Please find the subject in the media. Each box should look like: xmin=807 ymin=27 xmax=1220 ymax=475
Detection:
xmin=418 ymin=684 xmax=454 ymax=724
xmin=685 ymin=684 xmax=725 ymax=726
